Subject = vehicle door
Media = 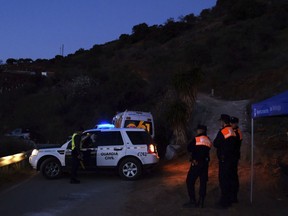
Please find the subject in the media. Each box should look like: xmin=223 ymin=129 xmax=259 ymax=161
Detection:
xmin=65 ymin=132 xmax=98 ymax=170
xmin=96 ymin=131 xmax=125 ymax=167
xmin=64 ymin=140 xmax=73 ymax=168
xmin=80 ymin=132 xmax=98 ymax=170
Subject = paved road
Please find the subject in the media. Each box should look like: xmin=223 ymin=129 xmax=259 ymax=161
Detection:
xmin=0 ymin=172 xmax=134 ymax=216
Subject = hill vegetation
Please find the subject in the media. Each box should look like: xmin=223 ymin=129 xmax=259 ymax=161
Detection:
xmin=0 ymin=0 xmax=287 ymax=155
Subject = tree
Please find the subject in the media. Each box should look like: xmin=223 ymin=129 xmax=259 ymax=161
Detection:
xmin=173 ymin=66 xmax=204 ymax=117
xmin=131 ymin=23 xmax=149 ymax=42
xmin=6 ymin=58 xmax=17 ymax=65
xmin=132 ymin=23 xmax=149 ymax=35
xmin=182 ymin=13 xmax=197 ymax=24
xmin=74 ymin=48 xmax=85 ymax=55
xmin=165 ymin=18 xmax=175 ymax=25
xmin=165 ymin=66 xmax=204 ymax=148
xmin=166 ymin=100 xmax=188 ymax=146
xmin=200 ymin=9 xmax=212 ymax=20
xmin=119 ymin=34 xmax=130 ymax=41
xmin=24 ymin=58 xmax=33 ymax=64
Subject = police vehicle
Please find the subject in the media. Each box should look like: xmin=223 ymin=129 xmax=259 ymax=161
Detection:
xmin=112 ymin=110 xmax=155 ymax=138
xmin=29 ymin=127 xmax=159 ymax=180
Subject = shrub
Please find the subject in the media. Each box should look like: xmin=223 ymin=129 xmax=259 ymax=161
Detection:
xmin=0 ymin=136 xmax=35 ymax=157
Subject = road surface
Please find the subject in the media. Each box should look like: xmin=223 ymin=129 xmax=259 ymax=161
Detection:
xmin=0 ymin=172 xmax=134 ymax=216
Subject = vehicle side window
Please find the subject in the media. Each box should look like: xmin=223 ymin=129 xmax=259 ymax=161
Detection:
xmin=124 ymin=120 xmax=153 ymax=135
xmin=97 ymin=132 xmax=123 ymax=146
xmin=126 ymin=131 xmax=152 ymax=145
xmin=81 ymin=132 xmax=99 ymax=148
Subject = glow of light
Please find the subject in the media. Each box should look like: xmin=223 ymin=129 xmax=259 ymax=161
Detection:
xmin=0 ymin=152 xmax=26 ymax=167
xmin=96 ymin=123 xmax=115 ymax=129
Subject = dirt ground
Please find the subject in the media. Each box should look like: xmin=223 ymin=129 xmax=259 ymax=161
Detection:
xmin=124 ymin=156 xmax=288 ymax=216
xmin=124 ymin=94 xmax=288 ymax=216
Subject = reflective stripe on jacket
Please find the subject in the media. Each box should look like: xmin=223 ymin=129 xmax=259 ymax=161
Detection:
xmin=235 ymin=128 xmax=243 ymax=141
xmin=72 ymin=133 xmax=78 ymax=150
xmin=221 ymin=127 xmax=236 ymax=139
xmin=195 ymin=136 xmax=212 ymax=148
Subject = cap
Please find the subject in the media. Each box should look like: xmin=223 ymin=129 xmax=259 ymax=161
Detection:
xmin=218 ymin=114 xmax=230 ymax=124
xmin=230 ymin=116 xmax=239 ymax=124
xmin=196 ymin=124 xmax=207 ymax=131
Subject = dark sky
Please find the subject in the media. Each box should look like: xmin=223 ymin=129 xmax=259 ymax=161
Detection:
xmin=0 ymin=0 xmax=216 ymax=61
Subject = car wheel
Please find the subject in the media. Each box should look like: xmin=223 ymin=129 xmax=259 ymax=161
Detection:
xmin=118 ymin=158 xmax=142 ymax=180
xmin=40 ymin=158 xmax=62 ymax=179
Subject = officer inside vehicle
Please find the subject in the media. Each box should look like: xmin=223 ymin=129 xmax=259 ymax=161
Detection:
xmin=183 ymin=124 xmax=212 ymax=208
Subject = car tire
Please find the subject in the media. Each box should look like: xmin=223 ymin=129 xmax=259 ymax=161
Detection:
xmin=118 ymin=158 xmax=142 ymax=180
xmin=40 ymin=158 xmax=62 ymax=179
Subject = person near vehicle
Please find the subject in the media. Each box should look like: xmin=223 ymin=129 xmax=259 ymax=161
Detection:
xmin=70 ymin=127 xmax=83 ymax=184
xmin=213 ymin=114 xmax=237 ymax=208
xmin=183 ymin=124 xmax=212 ymax=208
xmin=230 ymin=116 xmax=243 ymax=203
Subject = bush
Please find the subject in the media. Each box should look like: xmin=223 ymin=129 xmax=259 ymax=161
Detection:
xmin=0 ymin=136 xmax=35 ymax=157
xmin=223 ymin=0 xmax=267 ymax=24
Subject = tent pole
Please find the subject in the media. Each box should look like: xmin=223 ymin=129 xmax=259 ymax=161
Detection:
xmin=250 ymin=118 xmax=254 ymax=203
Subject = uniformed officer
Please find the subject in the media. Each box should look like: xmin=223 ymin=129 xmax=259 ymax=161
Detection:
xmin=230 ymin=116 xmax=243 ymax=203
xmin=183 ymin=124 xmax=212 ymax=208
xmin=213 ymin=114 xmax=237 ymax=208
xmin=70 ymin=128 xmax=83 ymax=184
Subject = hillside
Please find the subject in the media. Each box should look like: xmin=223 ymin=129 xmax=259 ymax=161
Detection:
xmin=0 ymin=0 xmax=288 ymax=146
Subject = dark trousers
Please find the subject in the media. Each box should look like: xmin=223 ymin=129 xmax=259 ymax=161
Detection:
xmin=71 ymin=153 xmax=80 ymax=180
xmin=230 ymin=160 xmax=239 ymax=201
xmin=218 ymin=160 xmax=234 ymax=205
xmin=186 ymin=162 xmax=209 ymax=201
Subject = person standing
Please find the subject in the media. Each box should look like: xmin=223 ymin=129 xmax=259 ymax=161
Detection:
xmin=183 ymin=124 xmax=212 ymax=208
xmin=70 ymin=128 xmax=83 ymax=184
xmin=230 ymin=116 xmax=243 ymax=203
xmin=213 ymin=114 xmax=237 ymax=208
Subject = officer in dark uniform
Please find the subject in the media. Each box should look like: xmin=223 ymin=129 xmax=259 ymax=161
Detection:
xmin=183 ymin=124 xmax=212 ymax=208
xmin=70 ymin=128 xmax=83 ymax=184
xmin=213 ymin=114 xmax=237 ymax=208
xmin=230 ymin=116 xmax=243 ymax=203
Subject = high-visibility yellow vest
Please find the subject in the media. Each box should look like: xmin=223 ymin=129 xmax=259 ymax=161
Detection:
xmin=72 ymin=133 xmax=79 ymax=150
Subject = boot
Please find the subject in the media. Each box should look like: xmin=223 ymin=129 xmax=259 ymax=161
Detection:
xmin=183 ymin=199 xmax=197 ymax=208
xmin=197 ymin=196 xmax=205 ymax=208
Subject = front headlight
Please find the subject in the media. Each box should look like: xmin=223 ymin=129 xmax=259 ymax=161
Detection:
xmin=31 ymin=149 xmax=39 ymax=156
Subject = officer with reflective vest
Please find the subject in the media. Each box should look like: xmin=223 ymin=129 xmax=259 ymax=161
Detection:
xmin=183 ymin=124 xmax=212 ymax=208
xmin=230 ymin=116 xmax=243 ymax=203
xmin=213 ymin=114 xmax=237 ymax=208
xmin=70 ymin=128 xmax=83 ymax=184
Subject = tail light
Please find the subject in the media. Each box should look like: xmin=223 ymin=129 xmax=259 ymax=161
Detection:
xmin=148 ymin=144 xmax=156 ymax=154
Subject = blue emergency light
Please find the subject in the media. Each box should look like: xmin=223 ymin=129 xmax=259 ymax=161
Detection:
xmin=95 ymin=123 xmax=115 ymax=129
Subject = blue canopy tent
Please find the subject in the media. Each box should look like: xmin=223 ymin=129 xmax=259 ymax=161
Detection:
xmin=250 ymin=90 xmax=288 ymax=202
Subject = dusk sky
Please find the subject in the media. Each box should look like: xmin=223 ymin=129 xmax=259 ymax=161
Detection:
xmin=0 ymin=0 xmax=216 ymax=62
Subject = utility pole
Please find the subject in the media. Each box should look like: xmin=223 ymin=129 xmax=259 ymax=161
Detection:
xmin=62 ymin=44 xmax=64 ymax=56
xmin=60 ymin=44 xmax=64 ymax=56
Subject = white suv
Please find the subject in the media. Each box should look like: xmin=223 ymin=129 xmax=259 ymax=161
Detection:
xmin=29 ymin=128 xmax=159 ymax=180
